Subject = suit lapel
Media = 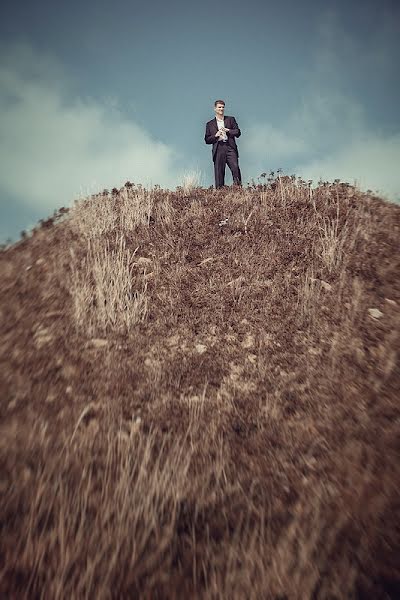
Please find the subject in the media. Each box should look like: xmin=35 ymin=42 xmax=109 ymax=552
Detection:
xmin=213 ymin=115 xmax=230 ymax=131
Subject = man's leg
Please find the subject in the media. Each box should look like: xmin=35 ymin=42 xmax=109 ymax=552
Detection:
xmin=226 ymin=146 xmax=242 ymax=186
xmin=214 ymin=144 xmax=227 ymax=188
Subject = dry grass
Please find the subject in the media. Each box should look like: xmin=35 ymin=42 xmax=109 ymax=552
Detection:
xmin=181 ymin=169 xmax=203 ymax=194
xmin=119 ymin=186 xmax=153 ymax=229
xmin=1 ymin=174 xmax=399 ymax=599
xmin=69 ymin=184 xmax=154 ymax=239
xmin=6 ymin=424 xmax=192 ymax=599
xmin=69 ymin=193 xmax=117 ymax=238
xmin=317 ymin=206 xmax=348 ymax=273
xmin=69 ymin=233 xmax=148 ymax=335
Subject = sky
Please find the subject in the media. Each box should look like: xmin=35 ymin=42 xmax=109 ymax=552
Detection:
xmin=1 ymin=0 xmax=399 ymax=243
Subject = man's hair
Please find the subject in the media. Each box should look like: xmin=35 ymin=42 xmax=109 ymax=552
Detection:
xmin=214 ymin=100 xmax=225 ymax=107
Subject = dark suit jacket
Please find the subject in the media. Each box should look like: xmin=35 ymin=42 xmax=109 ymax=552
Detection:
xmin=204 ymin=116 xmax=241 ymax=162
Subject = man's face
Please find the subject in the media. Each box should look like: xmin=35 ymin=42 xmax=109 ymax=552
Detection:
xmin=214 ymin=103 xmax=225 ymax=118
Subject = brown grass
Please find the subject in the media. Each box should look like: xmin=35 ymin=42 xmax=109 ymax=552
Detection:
xmin=1 ymin=176 xmax=399 ymax=598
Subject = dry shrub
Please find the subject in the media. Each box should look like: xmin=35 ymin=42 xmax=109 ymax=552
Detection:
xmin=327 ymin=272 xmax=399 ymax=387
xmin=69 ymin=194 xmax=117 ymax=238
xmin=2 ymin=412 xmax=271 ymax=599
xmin=270 ymin=483 xmax=358 ymax=599
xmin=6 ymin=427 xmax=191 ymax=599
xmin=154 ymin=194 xmax=176 ymax=228
xmin=317 ymin=208 xmax=349 ymax=273
xmin=270 ymin=437 xmax=399 ymax=600
xmin=181 ymin=169 xmax=203 ymax=193
xmin=327 ymin=273 xmax=364 ymax=377
xmin=316 ymin=194 xmax=369 ymax=275
xmin=197 ymin=500 xmax=270 ymax=600
xmin=3 ymin=415 xmax=396 ymax=599
xmin=119 ymin=186 xmax=153 ymax=229
xmin=296 ymin=266 xmax=322 ymax=329
xmin=68 ymin=186 xmax=154 ymax=239
xmin=69 ymin=233 xmax=148 ymax=335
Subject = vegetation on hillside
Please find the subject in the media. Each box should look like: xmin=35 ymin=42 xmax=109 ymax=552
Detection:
xmin=1 ymin=174 xmax=399 ymax=598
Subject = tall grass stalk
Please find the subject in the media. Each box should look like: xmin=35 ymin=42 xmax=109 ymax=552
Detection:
xmin=69 ymin=234 xmax=147 ymax=335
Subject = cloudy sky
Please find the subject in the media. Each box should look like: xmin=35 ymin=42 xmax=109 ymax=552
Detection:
xmin=1 ymin=0 xmax=399 ymax=243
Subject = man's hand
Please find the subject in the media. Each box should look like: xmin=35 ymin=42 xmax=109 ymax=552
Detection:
xmin=215 ymin=128 xmax=229 ymax=138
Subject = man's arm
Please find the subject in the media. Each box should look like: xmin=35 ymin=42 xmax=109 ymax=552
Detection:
xmin=204 ymin=123 xmax=221 ymax=144
xmin=226 ymin=117 xmax=241 ymax=138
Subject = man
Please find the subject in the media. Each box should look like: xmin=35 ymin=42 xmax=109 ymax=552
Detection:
xmin=204 ymin=100 xmax=242 ymax=189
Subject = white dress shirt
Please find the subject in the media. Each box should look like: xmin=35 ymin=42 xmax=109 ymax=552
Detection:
xmin=216 ymin=116 xmax=228 ymax=142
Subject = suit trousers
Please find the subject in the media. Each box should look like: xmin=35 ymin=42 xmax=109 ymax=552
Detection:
xmin=213 ymin=142 xmax=242 ymax=189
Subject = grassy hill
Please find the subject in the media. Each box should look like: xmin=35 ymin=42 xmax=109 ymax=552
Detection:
xmin=1 ymin=175 xmax=399 ymax=598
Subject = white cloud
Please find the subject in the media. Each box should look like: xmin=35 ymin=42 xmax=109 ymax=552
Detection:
xmin=0 ymin=41 xmax=184 ymax=215
xmin=241 ymin=123 xmax=308 ymax=164
xmin=241 ymin=90 xmax=370 ymax=178
xmin=293 ymin=132 xmax=400 ymax=201
xmin=291 ymin=7 xmax=400 ymax=202
xmin=241 ymin=74 xmax=400 ymax=200
xmin=241 ymin=7 xmax=400 ymax=202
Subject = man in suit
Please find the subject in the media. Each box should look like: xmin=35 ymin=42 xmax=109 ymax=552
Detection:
xmin=204 ymin=100 xmax=242 ymax=189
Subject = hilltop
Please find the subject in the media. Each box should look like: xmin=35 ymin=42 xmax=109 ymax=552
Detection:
xmin=1 ymin=176 xmax=399 ymax=598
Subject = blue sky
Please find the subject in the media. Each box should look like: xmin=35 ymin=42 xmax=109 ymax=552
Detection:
xmin=1 ymin=0 xmax=399 ymax=243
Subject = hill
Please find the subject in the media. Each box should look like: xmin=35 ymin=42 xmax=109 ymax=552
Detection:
xmin=1 ymin=176 xmax=399 ymax=598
